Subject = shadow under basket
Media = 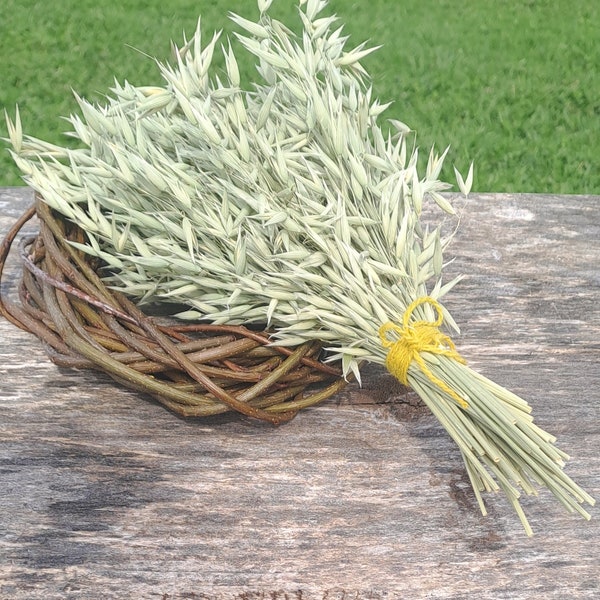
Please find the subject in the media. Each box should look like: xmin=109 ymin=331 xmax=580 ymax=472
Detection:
xmin=0 ymin=198 xmax=349 ymax=424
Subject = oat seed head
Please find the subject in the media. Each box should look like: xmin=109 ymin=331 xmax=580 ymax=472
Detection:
xmin=7 ymin=0 xmax=469 ymax=379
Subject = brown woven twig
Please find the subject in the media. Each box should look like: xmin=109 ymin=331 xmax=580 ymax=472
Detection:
xmin=0 ymin=197 xmax=349 ymax=424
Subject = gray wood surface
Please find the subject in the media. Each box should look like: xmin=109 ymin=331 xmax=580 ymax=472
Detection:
xmin=1 ymin=187 xmax=598 ymax=599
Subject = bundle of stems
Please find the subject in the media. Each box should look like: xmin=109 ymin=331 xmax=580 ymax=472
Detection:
xmin=6 ymin=0 xmax=594 ymax=533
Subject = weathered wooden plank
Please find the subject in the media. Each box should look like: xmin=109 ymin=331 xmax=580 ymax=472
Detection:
xmin=1 ymin=188 xmax=598 ymax=599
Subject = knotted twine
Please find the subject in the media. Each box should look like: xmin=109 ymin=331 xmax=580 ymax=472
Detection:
xmin=379 ymin=297 xmax=469 ymax=409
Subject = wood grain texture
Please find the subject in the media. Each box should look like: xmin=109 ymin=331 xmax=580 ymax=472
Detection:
xmin=1 ymin=188 xmax=598 ymax=599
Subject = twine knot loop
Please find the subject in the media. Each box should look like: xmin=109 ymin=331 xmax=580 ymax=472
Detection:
xmin=379 ymin=297 xmax=468 ymax=409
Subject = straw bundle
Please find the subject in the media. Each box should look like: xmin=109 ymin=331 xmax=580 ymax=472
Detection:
xmin=3 ymin=0 xmax=594 ymax=533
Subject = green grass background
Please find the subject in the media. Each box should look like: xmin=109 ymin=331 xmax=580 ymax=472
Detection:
xmin=1 ymin=0 xmax=598 ymax=193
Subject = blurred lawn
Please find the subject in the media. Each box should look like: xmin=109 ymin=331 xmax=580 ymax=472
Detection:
xmin=1 ymin=0 xmax=598 ymax=193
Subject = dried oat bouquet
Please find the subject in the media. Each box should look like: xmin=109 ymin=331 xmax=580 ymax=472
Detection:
xmin=6 ymin=0 xmax=594 ymax=533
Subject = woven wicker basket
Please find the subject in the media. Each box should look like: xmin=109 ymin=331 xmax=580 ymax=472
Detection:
xmin=0 ymin=197 xmax=348 ymax=424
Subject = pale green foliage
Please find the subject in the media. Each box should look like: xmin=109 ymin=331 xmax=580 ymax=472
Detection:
xmin=8 ymin=0 xmax=466 ymax=376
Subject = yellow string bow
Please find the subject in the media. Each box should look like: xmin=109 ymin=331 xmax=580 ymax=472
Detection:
xmin=379 ymin=297 xmax=469 ymax=409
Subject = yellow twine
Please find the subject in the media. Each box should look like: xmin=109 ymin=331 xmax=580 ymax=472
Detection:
xmin=379 ymin=297 xmax=469 ymax=409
